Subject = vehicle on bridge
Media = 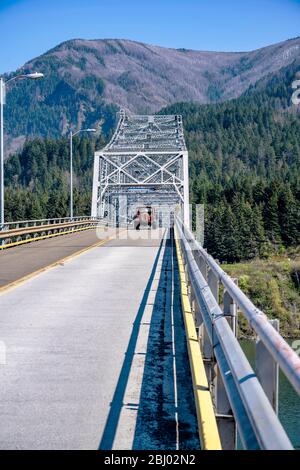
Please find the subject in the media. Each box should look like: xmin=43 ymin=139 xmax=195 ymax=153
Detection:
xmin=91 ymin=111 xmax=190 ymax=228
xmin=133 ymin=206 xmax=157 ymax=230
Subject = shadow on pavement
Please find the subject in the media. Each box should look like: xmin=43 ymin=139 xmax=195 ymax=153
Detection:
xmin=98 ymin=229 xmax=199 ymax=450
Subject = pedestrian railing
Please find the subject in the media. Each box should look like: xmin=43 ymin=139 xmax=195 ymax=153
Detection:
xmin=175 ymin=216 xmax=300 ymax=450
xmin=0 ymin=216 xmax=107 ymax=249
xmin=0 ymin=216 xmax=100 ymax=232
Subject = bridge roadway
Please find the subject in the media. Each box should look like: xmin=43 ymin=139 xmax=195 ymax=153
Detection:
xmin=0 ymin=227 xmax=111 ymax=288
xmin=0 ymin=227 xmax=198 ymax=450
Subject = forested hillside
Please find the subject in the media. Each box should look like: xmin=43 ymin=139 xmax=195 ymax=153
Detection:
xmin=161 ymin=60 xmax=300 ymax=262
xmin=4 ymin=58 xmax=300 ymax=264
xmin=4 ymin=135 xmax=102 ymax=221
xmin=3 ymin=37 xmax=300 ymax=155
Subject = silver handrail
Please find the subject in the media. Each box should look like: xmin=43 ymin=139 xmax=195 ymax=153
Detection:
xmin=175 ymin=217 xmax=296 ymax=450
xmin=0 ymin=216 xmax=101 ymax=232
xmin=177 ymin=217 xmax=300 ymax=397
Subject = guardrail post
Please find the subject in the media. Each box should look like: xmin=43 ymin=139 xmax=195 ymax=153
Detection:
xmin=199 ymin=324 xmax=214 ymax=383
xmin=256 ymin=319 xmax=279 ymax=414
xmin=188 ymin=280 xmax=203 ymax=333
xmin=213 ymin=289 xmax=237 ymax=449
xmin=182 ymin=241 xmax=204 ymax=331
xmin=200 ymin=268 xmax=219 ymax=387
xmin=214 ymin=364 xmax=236 ymax=449
xmin=192 ymin=294 xmax=203 ymax=329
xmin=194 ymin=251 xmax=207 ymax=281
xmin=208 ymin=268 xmax=219 ymax=302
xmin=224 ymin=288 xmax=237 ymax=336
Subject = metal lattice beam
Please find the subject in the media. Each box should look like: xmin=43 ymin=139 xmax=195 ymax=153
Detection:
xmin=91 ymin=110 xmax=189 ymax=226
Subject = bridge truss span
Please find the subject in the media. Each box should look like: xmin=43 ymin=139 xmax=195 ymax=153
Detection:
xmin=91 ymin=110 xmax=190 ymax=227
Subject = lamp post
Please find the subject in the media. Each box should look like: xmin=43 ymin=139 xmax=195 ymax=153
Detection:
xmin=69 ymin=128 xmax=96 ymax=219
xmin=0 ymin=72 xmax=44 ymax=227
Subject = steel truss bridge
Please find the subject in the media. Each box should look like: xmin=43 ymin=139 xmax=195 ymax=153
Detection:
xmin=91 ymin=110 xmax=190 ymax=227
xmin=0 ymin=113 xmax=299 ymax=451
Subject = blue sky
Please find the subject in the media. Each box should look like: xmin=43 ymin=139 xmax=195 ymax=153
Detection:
xmin=0 ymin=0 xmax=299 ymax=73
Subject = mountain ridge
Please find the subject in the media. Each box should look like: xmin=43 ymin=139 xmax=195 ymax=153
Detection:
xmin=3 ymin=36 xmax=300 ymax=155
xmin=35 ymin=35 xmax=300 ymax=59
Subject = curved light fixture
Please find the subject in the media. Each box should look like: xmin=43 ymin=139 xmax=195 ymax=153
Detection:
xmin=24 ymin=72 xmax=44 ymax=80
xmin=5 ymin=71 xmax=44 ymax=84
xmin=0 ymin=71 xmax=44 ymax=226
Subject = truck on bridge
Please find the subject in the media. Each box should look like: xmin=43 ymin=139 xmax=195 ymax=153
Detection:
xmin=133 ymin=206 xmax=157 ymax=230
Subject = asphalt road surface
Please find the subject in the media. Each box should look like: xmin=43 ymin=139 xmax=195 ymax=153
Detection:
xmin=0 ymin=228 xmax=198 ymax=449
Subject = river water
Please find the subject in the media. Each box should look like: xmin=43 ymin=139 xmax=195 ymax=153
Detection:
xmin=241 ymin=339 xmax=300 ymax=449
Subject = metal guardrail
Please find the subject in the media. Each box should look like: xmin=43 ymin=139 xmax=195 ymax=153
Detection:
xmin=175 ymin=217 xmax=300 ymax=450
xmin=175 ymin=234 xmax=222 ymax=450
xmin=0 ymin=216 xmax=100 ymax=232
xmin=0 ymin=217 xmax=106 ymax=249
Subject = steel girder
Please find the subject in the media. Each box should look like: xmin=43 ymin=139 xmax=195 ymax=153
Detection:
xmin=91 ymin=110 xmax=190 ymax=226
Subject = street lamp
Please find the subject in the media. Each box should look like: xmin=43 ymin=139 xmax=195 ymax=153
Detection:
xmin=0 ymin=71 xmax=44 ymax=227
xmin=69 ymin=128 xmax=96 ymax=219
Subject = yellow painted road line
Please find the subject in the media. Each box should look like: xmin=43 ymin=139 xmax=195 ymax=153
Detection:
xmin=174 ymin=230 xmax=222 ymax=451
xmin=0 ymin=224 xmax=99 ymax=250
xmin=0 ymin=231 xmax=119 ymax=296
